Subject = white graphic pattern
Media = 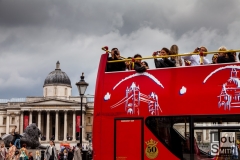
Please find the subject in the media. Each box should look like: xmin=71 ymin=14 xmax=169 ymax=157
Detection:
xmin=110 ymin=82 xmax=162 ymax=115
xmin=217 ymin=68 xmax=240 ymax=110
xmin=113 ymin=72 xmax=164 ymax=90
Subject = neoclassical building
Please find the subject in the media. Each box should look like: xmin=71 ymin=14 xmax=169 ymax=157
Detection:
xmin=0 ymin=61 xmax=94 ymax=147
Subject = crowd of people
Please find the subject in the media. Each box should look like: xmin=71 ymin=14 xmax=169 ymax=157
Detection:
xmin=0 ymin=141 xmax=91 ymax=160
xmin=106 ymin=45 xmax=239 ymax=72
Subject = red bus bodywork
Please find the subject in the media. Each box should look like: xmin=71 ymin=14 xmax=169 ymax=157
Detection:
xmin=93 ymin=53 xmax=240 ymax=160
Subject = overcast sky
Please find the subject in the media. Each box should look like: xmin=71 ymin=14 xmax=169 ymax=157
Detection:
xmin=0 ymin=0 xmax=240 ymax=99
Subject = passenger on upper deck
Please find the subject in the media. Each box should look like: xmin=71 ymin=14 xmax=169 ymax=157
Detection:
xmin=141 ymin=61 xmax=149 ymax=69
xmin=211 ymin=54 xmax=218 ymax=64
xmin=217 ymin=46 xmax=235 ymax=63
xmin=125 ymin=57 xmax=133 ymax=71
xmin=170 ymin=44 xmax=182 ymax=67
xmin=133 ymin=54 xmax=147 ymax=73
xmin=106 ymin=48 xmax=126 ymax=72
xmin=153 ymin=47 xmax=176 ymax=68
xmin=230 ymin=49 xmax=237 ymax=62
xmin=182 ymin=46 xmax=210 ymax=66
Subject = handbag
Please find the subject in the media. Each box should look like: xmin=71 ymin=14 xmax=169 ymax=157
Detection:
xmin=15 ymin=150 xmax=20 ymax=155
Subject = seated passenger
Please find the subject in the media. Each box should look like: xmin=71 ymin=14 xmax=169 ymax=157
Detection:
xmin=182 ymin=46 xmax=210 ymax=66
xmin=211 ymin=54 xmax=218 ymax=64
xmin=170 ymin=44 xmax=182 ymax=67
xmin=106 ymin=48 xmax=126 ymax=72
xmin=125 ymin=57 xmax=133 ymax=71
xmin=133 ymin=54 xmax=147 ymax=73
xmin=141 ymin=61 xmax=149 ymax=69
xmin=217 ymin=46 xmax=235 ymax=63
xmin=153 ymin=48 xmax=176 ymax=68
xmin=230 ymin=49 xmax=237 ymax=62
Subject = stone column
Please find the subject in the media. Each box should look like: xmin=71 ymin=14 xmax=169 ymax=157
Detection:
xmin=64 ymin=110 xmax=68 ymax=141
xmin=38 ymin=111 xmax=41 ymax=131
xmin=203 ymin=123 xmax=206 ymax=143
xmin=29 ymin=111 xmax=32 ymax=125
xmin=20 ymin=111 xmax=24 ymax=134
xmin=6 ymin=114 xmax=10 ymax=134
xmin=55 ymin=110 xmax=59 ymax=141
xmin=46 ymin=110 xmax=50 ymax=141
xmin=72 ymin=110 xmax=76 ymax=141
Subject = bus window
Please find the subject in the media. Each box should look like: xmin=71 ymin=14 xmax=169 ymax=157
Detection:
xmin=145 ymin=116 xmax=190 ymax=160
xmin=146 ymin=115 xmax=240 ymax=160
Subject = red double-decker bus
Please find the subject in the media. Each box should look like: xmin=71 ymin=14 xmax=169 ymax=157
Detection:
xmin=92 ymin=51 xmax=240 ymax=160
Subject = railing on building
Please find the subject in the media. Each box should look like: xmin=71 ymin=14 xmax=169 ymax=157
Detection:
xmin=86 ymin=96 xmax=94 ymax=103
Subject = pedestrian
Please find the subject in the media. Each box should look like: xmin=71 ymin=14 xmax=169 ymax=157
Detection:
xmin=19 ymin=143 xmax=28 ymax=160
xmin=35 ymin=151 xmax=41 ymax=160
xmin=73 ymin=143 xmax=82 ymax=160
xmin=0 ymin=143 xmax=8 ymax=160
xmin=63 ymin=149 xmax=68 ymax=160
xmin=44 ymin=141 xmax=58 ymax=160
xmin=67 ymin=148 xmax=74 ymax=160
xmin=7 ymin=142 xmax=17 ymax=160
xmin=28 ymin=152 xmax=33 ymax=160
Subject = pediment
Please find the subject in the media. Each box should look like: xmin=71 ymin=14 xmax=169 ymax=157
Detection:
xmin=23 ymin=98 xmax=79 ymax=106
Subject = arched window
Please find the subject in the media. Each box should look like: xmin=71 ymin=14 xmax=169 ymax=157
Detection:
xmin=45 ymin=88 xmax=47 ymax=97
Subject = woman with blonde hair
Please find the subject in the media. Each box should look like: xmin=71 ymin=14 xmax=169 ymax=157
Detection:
xmin=217 ymin=46 xmax=235 ymax=63
xmin=35 ymin=150 xmax=41 ymax=160
xmin=170 ymin=44 xmax=182 ymax=67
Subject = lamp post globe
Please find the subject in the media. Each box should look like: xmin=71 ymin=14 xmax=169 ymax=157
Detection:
xmin=76 ymin=72 xmax=89 ymax=146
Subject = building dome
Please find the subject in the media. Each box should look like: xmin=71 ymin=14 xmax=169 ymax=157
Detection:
xmin=43 ymin=61 xmax=71 ymax=87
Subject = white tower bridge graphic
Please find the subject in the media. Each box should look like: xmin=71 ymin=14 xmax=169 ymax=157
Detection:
xmin=218 ymin=68 xmax=240 ymax=110
xmin=110 ymin=82 xmax=162 ymax=115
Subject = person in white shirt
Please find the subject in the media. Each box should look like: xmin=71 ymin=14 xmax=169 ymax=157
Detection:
xmin=182 ymin=46 xmax=210 ymax=66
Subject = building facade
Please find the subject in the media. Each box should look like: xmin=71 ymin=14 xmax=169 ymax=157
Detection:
xmin=0 ymin=61 xmax=94 ymax=148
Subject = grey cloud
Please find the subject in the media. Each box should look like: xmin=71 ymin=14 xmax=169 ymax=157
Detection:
xmin=1 ymin=0 xmax=240 ymax=99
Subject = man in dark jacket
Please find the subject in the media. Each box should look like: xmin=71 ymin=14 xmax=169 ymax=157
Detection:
xmin=133 ymin=54 xmax=147 ymax=73
xmin=153 ymin=48 xmax=176 ymax=68
xmin=106 ymin=48 xmax=126 ymax=72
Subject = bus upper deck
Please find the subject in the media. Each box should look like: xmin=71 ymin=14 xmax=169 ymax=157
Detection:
xmin=93 ymin=49 xmax=240 ymax=160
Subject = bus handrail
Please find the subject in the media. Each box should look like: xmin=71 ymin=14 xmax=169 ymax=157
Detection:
xmin=104 ymin=49 xmax=240 ymax=63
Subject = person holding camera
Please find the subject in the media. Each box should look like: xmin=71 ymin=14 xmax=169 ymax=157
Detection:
xmin=217 ymin=46 xmax=236 ymax=63
xmin=125 ymin=57 xmax=133 ymax=71
xmin=106 ymin=48 xmax=126 ymax=72
xmin=133 ymin=54 xmax=147 ymax=73
xmin=182 ymin=46 xmax=210 ymax=66
xmin=153 ymin=47 xmax=176 ymax=68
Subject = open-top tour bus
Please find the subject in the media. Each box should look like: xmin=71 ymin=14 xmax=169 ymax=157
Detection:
xmin=92 ymin=48 xmax=240 ymax=160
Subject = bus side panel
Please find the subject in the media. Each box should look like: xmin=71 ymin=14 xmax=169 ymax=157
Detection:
xmin=93 ymin=53 xmax=108 ymax=160
xmin=115 ymin=119 xmax=143 ymax=160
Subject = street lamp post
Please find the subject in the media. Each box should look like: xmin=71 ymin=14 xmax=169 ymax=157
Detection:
xmin=76 ymin=73 xmax=89 ymax=146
